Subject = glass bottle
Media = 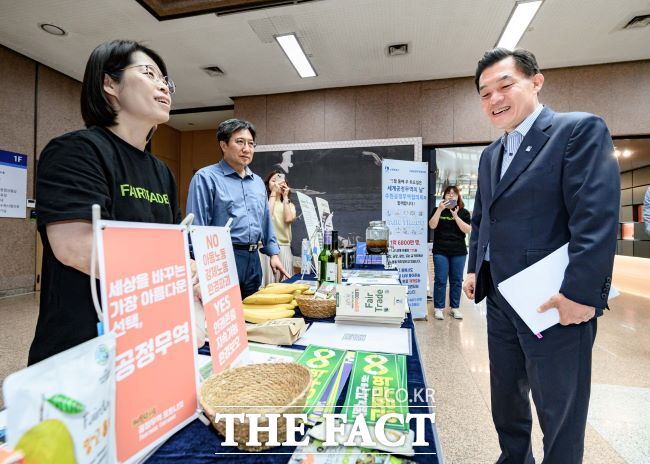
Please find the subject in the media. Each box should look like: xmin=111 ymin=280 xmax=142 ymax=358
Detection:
xmin=331 ymin=230 xmax=343 ymax=283
xmin=318 ymin=230 xmax=335 ymax=284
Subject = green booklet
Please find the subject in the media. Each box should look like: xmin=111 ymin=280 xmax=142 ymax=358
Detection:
xmin=306 ymin=350 xmax=355 ymax=425
xmin=296 ymin=345 xmax=347 ymax=417
xmin=343 ymin=351 xmax=409 ymax=431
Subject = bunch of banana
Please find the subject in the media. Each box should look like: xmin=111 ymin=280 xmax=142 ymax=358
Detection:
xmin=241 ymin=283 xmax=311 ymax=323
xmin=259 ymin=282 xmax=311 ymax=295
xmin=242 ymin=308 xmax=295 ymax=324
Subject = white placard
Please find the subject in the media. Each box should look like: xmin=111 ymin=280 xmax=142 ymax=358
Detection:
xmin=382 ymin=159 xmax=429 ymax=318
xmin=295 ymin=322 xmax=411 ymax=355
xmin=315 ymin=197 xmax=331 ymax=230
xmin=297 ymin=191 xmax=322 ymax=266
xmin=190 ymin=226 xmax=250 ymax=372
xmin=0 ymin=149 xmax=27 ymax=218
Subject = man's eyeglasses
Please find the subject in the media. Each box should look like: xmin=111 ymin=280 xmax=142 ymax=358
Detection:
xmin=233 ymin=138 xmax=257 ymax=148
xmin=118 ymin=64 xmax=176 ymax=94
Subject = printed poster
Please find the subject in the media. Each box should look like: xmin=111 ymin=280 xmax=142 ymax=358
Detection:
xmin=382 ymin=159 xmax=429 ymax=318
xmin=296 ymin=191 xmax=322 ymax=268
xmin=343 ymin=351 xmax=409 ymax=431
xmin=0 ymin=149 xmax=27 ymax=218
xmin=190 ymin=226 xmax=249 ymax=374
xmin=295 ymin=345 xmax=346 ymax=418
xmin=98 ymin=222 xmax=198 ymax=463
xmin=315 ymin=197 xmax=331 ymax=230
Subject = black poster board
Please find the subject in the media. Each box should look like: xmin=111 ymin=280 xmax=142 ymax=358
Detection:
xmin=251 ymin=138 xmax=422 ymax=255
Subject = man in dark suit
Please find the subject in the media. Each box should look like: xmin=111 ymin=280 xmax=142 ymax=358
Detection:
xmin=463 ymin=48 xmax=620 ymax=463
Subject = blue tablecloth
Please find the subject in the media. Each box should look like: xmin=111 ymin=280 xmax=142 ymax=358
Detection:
xmin=148 ymin=272 xmax=442 ymax=463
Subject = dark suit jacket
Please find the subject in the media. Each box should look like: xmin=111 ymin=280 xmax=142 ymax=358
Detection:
xmin=468 ymin=107 xmax=620 ymax=309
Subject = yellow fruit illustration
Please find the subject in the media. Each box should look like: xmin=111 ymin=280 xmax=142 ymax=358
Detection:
xmin=15 ymin=419 xmax=76 ymax=464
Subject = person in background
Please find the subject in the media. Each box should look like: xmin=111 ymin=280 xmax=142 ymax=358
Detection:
xmin=186 ymin=119 xmax=290 ymax=298
xmin=643 ymin=187 xmax=650 ymax=235
xmin=29 ymin=40 xmax=181 ymax=365
xmin=260 ymin=171 xmax=296 ymax=285
xmin=464 ymin=48 xmax=619 ymax=463
xmin=428 ymin=185 xmax=471 ymax=320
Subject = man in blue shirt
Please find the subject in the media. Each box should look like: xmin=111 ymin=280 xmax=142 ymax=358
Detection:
xmin=187 ymin=119 xmax=290 ymax=298
xmin=643 ymin=187 xmax=650 ymax=234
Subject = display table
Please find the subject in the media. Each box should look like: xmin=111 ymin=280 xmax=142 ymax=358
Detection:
xmin=148 ymin=273 xmax=442 ymax=463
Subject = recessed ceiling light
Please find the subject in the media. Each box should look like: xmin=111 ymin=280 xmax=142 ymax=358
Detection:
xmin=496 ymin=1 xmax=543 ymax=50
xmin=622 ymin=149 xmax=632 ymax=158
xmin=39 ymin=23 xmax=66 ymax=36
xmin=275 ymin=33 xmax=317 ymax=78
xmin=202 ymin=65 xmax=224 ymax=77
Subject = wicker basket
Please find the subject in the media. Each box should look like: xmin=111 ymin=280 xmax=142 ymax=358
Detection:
xmin=199 ymin=362 xmax=311 ymax=451
xmin=295 ymin=294 xmax=336 ymax=319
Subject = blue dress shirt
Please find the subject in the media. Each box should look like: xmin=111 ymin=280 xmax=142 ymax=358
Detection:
xmin=186 ymin=160 xmax=280 ymax=256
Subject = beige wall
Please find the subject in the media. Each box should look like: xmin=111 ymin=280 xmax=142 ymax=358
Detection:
xmin=151 ymin=124 xmax=181 ymax=183
xmin=0 ymin=46 xmax=84 ymax=296
xmin=0 ymin=47 xmax=36 ymax=296
xmin=177 ymin=130 xmax=222 ymax=216
xmin=2 ymin=44 xmax=650 ymax=294
xmin=234 ymin=60 xmax=650 ymax=145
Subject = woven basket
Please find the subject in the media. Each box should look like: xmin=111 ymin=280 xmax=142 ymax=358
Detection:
xmin=200 ymin=362 xmax=311 ymax=451
xmin=295 ymin=294 xmax=336 ymax=319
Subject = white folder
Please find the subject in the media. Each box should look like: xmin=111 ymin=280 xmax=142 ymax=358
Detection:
xmin=497 ymin=243 xmax=618 ymax=336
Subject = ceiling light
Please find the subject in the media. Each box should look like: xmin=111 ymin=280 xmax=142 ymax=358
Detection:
xmin=496 ymin=1 xmax=543 ymax=50
xmin=387 ymin=43 xmax=409 ymax=56
xmin=39 ymin=23 xmax=66 ymax=36
xmin=613 ymin=149 xmax=621 ymax=158
xmin=275 ymin=33 xmax=317 ymax=78
xmin=202 ymin=65 xmax=225 ymax=77
xmin=622 ymin=149 xmax=632 ymax=158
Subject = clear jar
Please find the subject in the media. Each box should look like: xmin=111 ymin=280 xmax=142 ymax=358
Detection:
xmin=366 ymin=220 xmax=389 ymax=255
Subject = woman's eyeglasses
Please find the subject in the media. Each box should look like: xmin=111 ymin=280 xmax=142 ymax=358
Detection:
xmin=117 ymin=64 xmax=176 ymax=94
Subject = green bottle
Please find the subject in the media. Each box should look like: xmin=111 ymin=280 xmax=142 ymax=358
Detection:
xmin=319 ymin=230 xmax=335 ymax=284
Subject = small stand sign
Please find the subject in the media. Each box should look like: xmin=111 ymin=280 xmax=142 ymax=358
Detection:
xmin=97 ymin=221 xmax=199 ymax=463
xmin=190 ymin=226 xmax=249 ymax=374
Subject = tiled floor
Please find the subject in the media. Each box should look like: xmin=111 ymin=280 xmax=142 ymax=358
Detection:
xmin=1 ymin=290 xmax=649 ymax=463
xmin=414 ymin=291 xmax=650 ymax=463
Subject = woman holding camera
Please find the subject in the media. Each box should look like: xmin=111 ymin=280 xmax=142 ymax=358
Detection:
xmin=260 ymin=170 xmax=296 ymax=284
xmin=429 ymin=186 xmax=471 ymax=320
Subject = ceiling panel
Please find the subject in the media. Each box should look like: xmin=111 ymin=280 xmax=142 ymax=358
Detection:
xmin=1 ymin=0 xmax=649 ymax=114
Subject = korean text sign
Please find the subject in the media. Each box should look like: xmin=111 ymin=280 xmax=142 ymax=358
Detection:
xmin=98 ymin=222 xmax=198 ymax=463
xmin=190 ymin=226 xmax=249 ymax=374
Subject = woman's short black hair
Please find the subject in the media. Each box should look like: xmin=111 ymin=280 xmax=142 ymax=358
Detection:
xmin=217 ymin=119 xmax=256 ymax=143
xmin=81 ymin=40 xmax=168 ymax=127
xmin=474 ymin=48 xmax=540 ymax=92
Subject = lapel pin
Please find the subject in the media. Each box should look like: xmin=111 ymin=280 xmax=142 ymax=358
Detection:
xmin=525 ymin=146 xmax=532 ymax=152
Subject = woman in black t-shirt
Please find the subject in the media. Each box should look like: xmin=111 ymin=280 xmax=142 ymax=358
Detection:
xmin=428 ymin=186 xmax=471 ymax=321
xmin=29 ymin=40 xmax=181 ymax=365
